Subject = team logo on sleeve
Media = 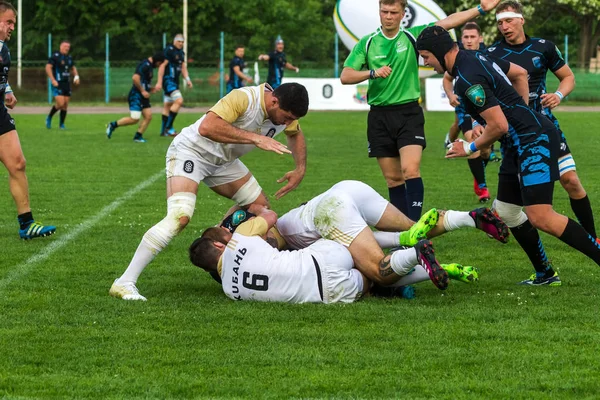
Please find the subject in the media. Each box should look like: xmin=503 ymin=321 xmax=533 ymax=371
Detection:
xmin=183 ymin=160 xmax=194 ymax=173
xmin=466 ymin=85 xmax=486 ymax=107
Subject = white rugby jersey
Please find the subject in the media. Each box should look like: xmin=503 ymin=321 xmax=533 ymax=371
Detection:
xmin=176 ymin=83 xmax=299 ymax=166
xmin=275 ymin=192 xmax=326 ymax=250
xmin=219 ymin=217 xmax=323 ymax=303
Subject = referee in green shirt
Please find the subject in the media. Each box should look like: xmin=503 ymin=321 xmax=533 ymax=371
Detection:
xmin=341 ymin=0 xmax=500 ymax=221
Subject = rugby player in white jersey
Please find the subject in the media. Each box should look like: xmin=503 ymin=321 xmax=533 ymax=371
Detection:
xmin=190 ymin=205 xmax=451 ymax=303
xmin=273 ymin=180 xmax=508 ymax=287
xmin=109 ymin=82 xmax=309 ymax=301
xmin=200 ymin=180 xmax=510 ymax=296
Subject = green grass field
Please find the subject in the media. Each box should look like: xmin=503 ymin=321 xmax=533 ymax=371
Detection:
xmin=1 ymin=111 xmax=600 ymax=399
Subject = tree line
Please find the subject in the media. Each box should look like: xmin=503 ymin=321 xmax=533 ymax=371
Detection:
xmin=16 ymin=0 xmax=600 ymax=68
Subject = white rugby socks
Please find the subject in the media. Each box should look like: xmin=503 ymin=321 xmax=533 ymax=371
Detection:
xmin=373 ymin=231 xmax=401 ymax=249
xmin=389 ymin=247 xmax=419 ymax=276
xmin=443 ymin=210 xmax=476 ymax=231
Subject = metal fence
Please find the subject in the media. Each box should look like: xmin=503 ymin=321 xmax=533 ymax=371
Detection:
xmin=8 ymin=32 xmax=600 ymax=105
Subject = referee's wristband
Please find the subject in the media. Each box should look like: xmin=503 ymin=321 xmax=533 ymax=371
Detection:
xmin=555 ymin=91 xmax=564 ymax=101
xmin=369 ymin=70 xmax=376 ymax=80
xmin=477 ymin=5 xmax=486 ymax=15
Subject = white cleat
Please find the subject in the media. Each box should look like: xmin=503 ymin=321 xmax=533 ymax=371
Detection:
xmin=109 ymin=279 xmax=147 ymax=301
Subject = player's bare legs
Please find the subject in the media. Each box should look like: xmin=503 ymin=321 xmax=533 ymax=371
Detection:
xmin=111 ymin=175 xmax=199 ymax=300
xmin=0 ymin=130 xmax=29 ymax=214
xmin=348 ymin=227 xmax=447 ymax=289
xmin=208 ymin=172 xmax=270 ymax=208
xmin=54 ymin=95 xmax=69 ymax=129
xmin=138 ymin=108 xmax=152 ymax=133
xmin=0 ymin=130 xmax=56 ymax=239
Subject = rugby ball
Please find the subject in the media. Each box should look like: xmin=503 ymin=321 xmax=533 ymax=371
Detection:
xmin=334 ymin=0 xmax=449 ymax=51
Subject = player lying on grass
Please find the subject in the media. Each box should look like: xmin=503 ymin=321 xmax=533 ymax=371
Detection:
xmin=197 ymin=180 xmax=508 ymax=293
xmin=190 ymin=205 xmax=450 ymax=303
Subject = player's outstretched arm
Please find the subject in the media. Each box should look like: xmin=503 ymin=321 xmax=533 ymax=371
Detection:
xmin=436 ymin=0 xmax=500 ymax=30
xmin=275 ymin=129 xmax=307 ymax=199
xmin=199 ymin=112 xmax=292 ymax=154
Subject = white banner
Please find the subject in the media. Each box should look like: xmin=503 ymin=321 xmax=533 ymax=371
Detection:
xmin=425 ymin=78 xmax=454 ymax=112
xmin=282 ymin=78 xmax=370 ymax=111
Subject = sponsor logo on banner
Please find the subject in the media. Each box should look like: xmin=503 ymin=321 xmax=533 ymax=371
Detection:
xmin=354 ymin=85 xmax=368 ymax=104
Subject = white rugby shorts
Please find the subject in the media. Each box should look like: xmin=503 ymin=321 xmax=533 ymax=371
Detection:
xmin=278 ymin=180 xmax=389 ymax=249
xmin=309 ymin=239 xmax=364 ymax=304
xmin=166 ymin=137 xmax=254 ymax=188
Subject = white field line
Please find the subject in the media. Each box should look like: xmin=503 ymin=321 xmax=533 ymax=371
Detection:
xmin=0 ymin=170 xmax=164 ymax=291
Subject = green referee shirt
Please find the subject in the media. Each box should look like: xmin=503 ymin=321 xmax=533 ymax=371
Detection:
xmin=344 ymin=24 xmax=433 ymax=106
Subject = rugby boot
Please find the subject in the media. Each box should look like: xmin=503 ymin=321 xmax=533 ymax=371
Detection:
xmin=469 ymin=207 xmax=509 ymax=243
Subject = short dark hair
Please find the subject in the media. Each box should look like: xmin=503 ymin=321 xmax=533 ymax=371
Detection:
xmin=379 ymin=0 xmax=407 ymax=9
xmin=462 ymin=22 xmax=482 ymax=35
xmin=60 ymin=40 xmax=70 ymax=45
xmin=152 ymin=52 xmax=166 ymax=64
xmin=201 ymin=226 xmax=229 ymax=244
xmin=189 ymin=237 xmax=221 ymax=272
xmin=273 ymin=83 xmax=309 ymax=119
xmin=497 ymin=0 xmax=523 ymax=14
xmin=235 ymin=44 xmax=245 ymax=50
xmin=0 ymin=1 xmax=16 ymax=16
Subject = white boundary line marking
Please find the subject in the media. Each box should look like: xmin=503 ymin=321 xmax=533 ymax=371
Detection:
xmin=0 ymin=170 xmax=164 ymax=291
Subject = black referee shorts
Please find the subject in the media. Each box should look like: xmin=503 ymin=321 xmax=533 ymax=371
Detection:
xmin=367 ymin=101 xmax=426 ymax=158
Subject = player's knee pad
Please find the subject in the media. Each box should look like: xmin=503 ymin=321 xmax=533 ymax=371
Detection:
xmin=558 ymin=154 xmax=576 ymax=177
xmin=130 ymin=110 xmax=142 ymax=120
xmin=232 ymin=176 xmax=262 ymax=206
xmin=142 ymin=192 xmax=196 ymax=251
xmin=492 ymin=199 xmax=527 ymax=228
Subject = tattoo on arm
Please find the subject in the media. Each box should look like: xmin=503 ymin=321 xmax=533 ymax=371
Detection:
xmin=379 ymin=256 xmax=395 ymax=277
xmin=266 ymin=237 xmax=278 ymax=249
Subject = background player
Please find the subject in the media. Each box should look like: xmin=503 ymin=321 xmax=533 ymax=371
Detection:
xmin=0 ymin=1 xmax=56 ymax=239
xmin=106 ymin=52 xmax=166 ymax=142
xmin=227 ymin=45 xmax=253 ymax=93
xmin=160 ymin=34 xmax=193 ymax=137
xmin=258 ymin=36 xmax=299 ymax=89
xmin=45 ymin=40 xmax=79 ymax=130
xmin=443 ymin=22 xmax=492 ymax=202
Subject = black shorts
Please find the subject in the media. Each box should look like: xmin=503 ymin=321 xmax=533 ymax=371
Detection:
xmin=367 ymin=101 xmax=426 ymax=158
xmin=497 ymin=129 xmax=560 ymax=206
xmin=52 ymin=81 xmax=71 ymax=97
xmin=542 ymin=108 xmax=571 ymax=157
xmin=0 ymin=105 xmax=16 ymax=136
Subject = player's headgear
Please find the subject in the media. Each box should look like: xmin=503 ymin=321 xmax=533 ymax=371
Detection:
xmin=416 ymin=26 xmax=456 ymax=72
xmin=220 ymin=210 xmax=256 ymax=233
xmin=275 ymin=35 xmax=284 ymax=44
